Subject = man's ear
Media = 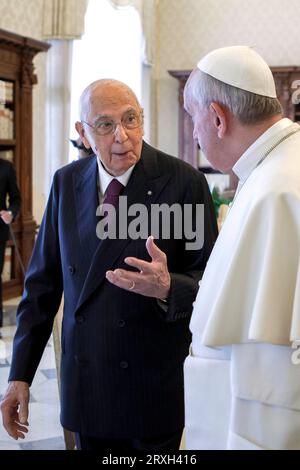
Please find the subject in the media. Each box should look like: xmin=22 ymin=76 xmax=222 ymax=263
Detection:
xmin=75 ymin=121 xmax=91 ymax=149
xmin=209 ymin=102 xmax=227 ymax=138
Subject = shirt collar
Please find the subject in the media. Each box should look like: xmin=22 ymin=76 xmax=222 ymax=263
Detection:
xmin=233 ymin=118 xmax=295 ymax=183
xmin=96 ymin=157 xmax=135 ymax=195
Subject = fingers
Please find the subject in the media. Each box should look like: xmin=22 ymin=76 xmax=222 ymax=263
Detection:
xmin=0 ymin=381 xmax=30 ymax=440
xmin=8 ymin=426 xmax=28 ymax=440
xmin=125 ymin=237 xmax=167 ymax=270
xmin=146 ymin=236 xmax=166 ymax=262
xmin=124 ymin=257 xmax=151 ymax=273
xmin=16 ymin=430 xmax=28 ymax=439
xmin=105 ymin=236 xmax=169 ymax=297
xmin=2 ymin=408 xmax=29 ymax=440
xmin=19 ymin=397 xmax=29 ymax=425
xmin=3 ymin=417 xmax=29 ymax=440
xmin=106 ymin=269 xmax=139 ymax=292
xmin=10 ymin=422 xmax=29 ymax=440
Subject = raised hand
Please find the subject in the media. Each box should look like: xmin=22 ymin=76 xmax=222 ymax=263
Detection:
xmin=106 ymin=236 xmax=171 ymax=300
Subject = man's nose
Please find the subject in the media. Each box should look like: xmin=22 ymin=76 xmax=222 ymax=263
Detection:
xmin=114 ymin=123 xmax=128 ymax=143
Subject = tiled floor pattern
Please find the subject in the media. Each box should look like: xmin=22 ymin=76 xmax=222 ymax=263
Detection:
xmin=0 ymin=299 xmax=65 ymax=450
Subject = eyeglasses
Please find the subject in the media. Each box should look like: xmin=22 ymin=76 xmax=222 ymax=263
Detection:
xmin=81 ymin=110 xmax=144 ymax=136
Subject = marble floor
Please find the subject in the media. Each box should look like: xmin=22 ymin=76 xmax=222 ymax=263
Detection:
xmin=0 ymin=298 xmax=65 ymax=450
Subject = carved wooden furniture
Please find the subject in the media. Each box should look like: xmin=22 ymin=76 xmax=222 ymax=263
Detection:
xmin=0 ymin=29 xmax=49 ymax=299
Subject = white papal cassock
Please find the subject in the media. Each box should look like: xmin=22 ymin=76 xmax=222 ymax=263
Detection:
xmin=184 ymin=118 xmax=300 ymax=450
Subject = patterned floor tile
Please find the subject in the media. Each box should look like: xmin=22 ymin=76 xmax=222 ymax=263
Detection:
xmin=20 ymin=435 xmax=65 ymax=450
xmin=40 ymin=368 xmax=57 ymax=380
xmin=0 ymin=310 xmax=64 ymax=450
xmin=0 ymin=441 xmax=21 ymax=450
xmin=0 ymin=359 xmax=9 ymax=368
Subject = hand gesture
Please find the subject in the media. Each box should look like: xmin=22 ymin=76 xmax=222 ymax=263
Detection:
xmin=106 ymin=236 xmax=171 ymax=300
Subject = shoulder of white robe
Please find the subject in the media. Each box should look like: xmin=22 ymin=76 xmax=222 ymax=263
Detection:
xmin=191 ymin=144 xmax=300 ymax=347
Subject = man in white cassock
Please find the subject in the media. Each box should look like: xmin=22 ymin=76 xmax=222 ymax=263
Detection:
xmin=183 ymin=46 xmax=300 ymax=450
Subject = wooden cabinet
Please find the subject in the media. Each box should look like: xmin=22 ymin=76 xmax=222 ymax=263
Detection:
xmin=168 ymin=70 xmax=199 ymax=170
xmin=0 ymin=29 xmax=49 ymax=299
xmin=169 ymin=67 xmax=300 ymax=186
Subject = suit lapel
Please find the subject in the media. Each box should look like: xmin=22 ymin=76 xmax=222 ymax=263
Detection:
xmin=75 ymin=142 xmax=171 ymax=313
xmin=73 ymin=157 xmax=100 ymax=271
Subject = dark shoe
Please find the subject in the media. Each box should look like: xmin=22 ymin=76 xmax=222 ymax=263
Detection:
xmin=0 ymin=330 xmax=2 ymax=339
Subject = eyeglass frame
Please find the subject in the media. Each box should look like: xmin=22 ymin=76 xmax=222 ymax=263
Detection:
xmin=81 ymin=110 xmax=144 ymax=136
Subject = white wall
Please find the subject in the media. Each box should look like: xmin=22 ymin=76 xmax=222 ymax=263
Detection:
xmin=0 ymin=0 xmax=47 ymax=223
xmin=157 ymin=0 xmax=300 ymax=157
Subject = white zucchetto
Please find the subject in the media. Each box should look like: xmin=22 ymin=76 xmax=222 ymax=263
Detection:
xmin=197 ymin=46 xmax=277 ymax=98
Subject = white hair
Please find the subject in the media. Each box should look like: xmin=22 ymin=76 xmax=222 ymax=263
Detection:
xmin=79 ymin=79 xmax=141 ymax=121
xmin=184 ymin=69 xmax=282 ymax=124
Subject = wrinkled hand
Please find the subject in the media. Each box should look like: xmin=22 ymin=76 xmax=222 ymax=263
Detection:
xmin=0 ymin=210 xmax=13 ymax=225
xmin=106 ymin=236 xmax=171 ymax=300
xmin=0 ymin=381 xmax=29 ymax=440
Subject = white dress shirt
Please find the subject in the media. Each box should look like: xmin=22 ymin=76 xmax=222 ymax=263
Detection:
xmin=96 ymin=157 xmax=135 ymax=204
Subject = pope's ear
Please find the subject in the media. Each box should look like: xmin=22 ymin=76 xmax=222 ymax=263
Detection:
xmin=210 ymin=102 xmax=227 ymax=138
xmin=75 ymin=121 xmax=91 ymax=149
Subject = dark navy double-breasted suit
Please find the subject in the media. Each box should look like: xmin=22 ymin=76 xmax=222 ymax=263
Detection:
xmin=9 ymin=142 xmax=217 ymax=438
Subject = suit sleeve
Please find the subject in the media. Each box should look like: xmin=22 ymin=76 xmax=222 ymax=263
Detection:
xmin=8 ymin=172 xmax=63 ymax=385
xmin=7 ymin=162 xmax=21 ymax=219
xmin=162 ymin=170 xmax=218 ymax=322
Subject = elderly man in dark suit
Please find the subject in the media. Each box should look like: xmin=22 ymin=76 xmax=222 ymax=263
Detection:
xmin=0 ymin=159 xmax=21 ymax=338
xmin=1 ymin=79 xmax=217 ymax=451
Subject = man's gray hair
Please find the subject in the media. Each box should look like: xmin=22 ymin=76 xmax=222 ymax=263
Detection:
xmin=184 ymin=69 xmax=282 ymax=124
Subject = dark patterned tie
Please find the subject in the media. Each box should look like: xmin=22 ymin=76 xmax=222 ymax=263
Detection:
xmin=103 ymin=179 xmax=124 ymax=208
xmin=101 ymin=179 xmax=124 ymax=232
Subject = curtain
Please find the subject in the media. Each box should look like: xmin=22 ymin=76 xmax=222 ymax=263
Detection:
xmin=44 ymin=40 xmax=73 ymax=193
xmin=42 ymin=0 xmax=89 ymax=191
xmin=109 ymin=0 xmax=157 ymax=65
xmin=42 ymin=0 xmax=89 ymax=39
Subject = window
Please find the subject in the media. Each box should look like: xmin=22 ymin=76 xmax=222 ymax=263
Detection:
xmin=69 ymin=0 xmax=142 ymax=161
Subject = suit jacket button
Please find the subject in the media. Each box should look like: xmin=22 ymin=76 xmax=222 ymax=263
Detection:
xmin=118 ymin=319 xmax=125 ymax=327
xmin=68 ymin=266 xmax=75 ymax=275
xmin=120 ymin=361 xmax=128 ymax=369
xmin=76 ymin=315 xmax=85 ymax=324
